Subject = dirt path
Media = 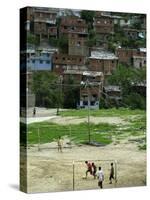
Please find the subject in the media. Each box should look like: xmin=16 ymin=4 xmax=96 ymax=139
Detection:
xmin=47 ymin=116 xmax=128 ymax=125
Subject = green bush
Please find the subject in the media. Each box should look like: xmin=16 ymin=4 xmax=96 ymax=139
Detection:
xmin=123 ymin=93 xmax=146 ymax=110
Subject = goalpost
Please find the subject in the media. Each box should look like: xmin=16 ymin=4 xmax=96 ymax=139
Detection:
xmin=72 ymin=159 xmax=118 ymax=191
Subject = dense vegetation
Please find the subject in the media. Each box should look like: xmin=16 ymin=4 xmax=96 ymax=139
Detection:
xmin=107 ymin=64 xmax=146 ymax=110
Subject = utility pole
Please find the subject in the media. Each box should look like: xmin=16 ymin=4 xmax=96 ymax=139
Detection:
xmin=86 ymin=80 xmax=91 ymax=144
xmin=81 ymin=79 xmax=91 ymax=143
xmin=56 ymin=75 xmax=63 ymax=116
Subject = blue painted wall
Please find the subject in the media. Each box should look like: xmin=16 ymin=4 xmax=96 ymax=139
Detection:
xmin=27 ymin=53 xmax=52 ymax=71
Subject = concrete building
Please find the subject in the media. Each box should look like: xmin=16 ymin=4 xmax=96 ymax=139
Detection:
xmin=27 ymin=47 xmax=57 ymax=71
xmin=133 ymin=55 xmax=146 ymax=69
xmin=63 ymin=70 xmax=104 ymax=109
xmin=104 ymin=85 xmax=121 ymax=99
xmin=103 ymin=85 xmax=122 ymax=107
xmin=131 ymin=81 xmax=146 ymax=97
xmin=27 ymin=54 xmax=52 ymax=71
xmin=123 ymin=28 xmax=146 ymax=40
xmin=26 ymin=46 xmax=58 ymax=71
xmin=119 ymin=18 xmax=131 ymax=27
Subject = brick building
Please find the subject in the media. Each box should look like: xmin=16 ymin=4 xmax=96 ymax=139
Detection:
xmin=116 ymin=47 xmax=146 ymax=67
xmin=53 ymin=53 xmax=87 ymax=75
xmin=88 ymin=50 xmax=118 ymax=83
xmin=68 ymin=32 xmax=89 ymax=56
xmin=93 ymin=11 xmax=114 ymax=46
xmin=133 ymin=55 xmax=146 ymax=69
xmin=48 ymin=26 xmax=57 ymax=38
xmin=33 ymin=8 xmax=58 ymax=41
xmin=59 ymin=16 xmax=88 ymax=36
xmin=26 ymin=7 xmax=34 ymax=32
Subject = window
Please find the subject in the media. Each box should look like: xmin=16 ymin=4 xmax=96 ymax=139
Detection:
xmin=83 ymin=101 xmax=88 ymax=106
xmin=83 ymin=94 xmax=88 ymax=98
xmin=90 ymin=101 xmax=95 ymax=106
xmin=71 ymin=26 xmax=75 ymax=30
xmin=77 ymin=41 xmax=81 ymax=46
xmin=40 ymin=60 xmax=43 ymax=64
xmin=46 ymin=60 xmax=50 ymax=64
xmin=32 ymin=60 xmax=35 ymax=63
xmin=140 ymin=62 xmax=142 ymax=68
xmin=93 ymin=94 xmax=97 ymax=98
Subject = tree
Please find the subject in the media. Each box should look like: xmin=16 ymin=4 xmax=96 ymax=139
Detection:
xmin=81 ymin=10 xmax=95 ymax=30
xmin=108 ymin=64 xmax=146 ymax=109
xmin=31 ymin=71 xmax=63 ymax=110
xmin=63 ymin=75 xmax=80 ymax=108
xmin=27 ymin=33 xmax=39 ymax=46
xmin=58 ymin=36 xmax=68 ymax=53
xmin=87 ymin=29 xmax=97 ymax=47
xmin=81 ymin=10 xmax=95 ymax=23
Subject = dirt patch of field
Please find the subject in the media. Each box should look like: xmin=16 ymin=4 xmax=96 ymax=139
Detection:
xmin=24 ymin=139 xmax=146 ymax=193
xmin=47 ymin=116 xmax=128 ymax=125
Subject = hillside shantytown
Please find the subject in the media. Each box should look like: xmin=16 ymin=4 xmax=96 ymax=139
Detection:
xmin=21 ymin=7 xmax=146 ymax=110
xmin=20 ymin=7 xmax=146 ymax=193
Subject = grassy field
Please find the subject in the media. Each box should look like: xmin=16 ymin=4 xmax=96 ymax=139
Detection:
xmin=26 ymin=108 xmax=146 ymax=148
xmin=27 ymin=122 xmax=115 ymax=145
xmin=59 ymin=108 xmax=145 ymax=117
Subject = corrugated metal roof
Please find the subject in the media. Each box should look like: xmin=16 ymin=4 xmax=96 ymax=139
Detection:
xmin=83 ymin=71 xmax=103 ymax=77
xmin=64 ymin=70 xmax=103 ymax=76
xmin=89 ymin=51 xmax=118 ymax=60
xmin=139 ymin=48 xmax=146 ymax=53
xmin=104 ymin=85 xmax=121 ymax=92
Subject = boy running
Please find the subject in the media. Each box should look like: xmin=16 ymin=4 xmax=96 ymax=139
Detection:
xmin=85 ymin=161 xmax=92 ymax=178
xmin=92 ymin=162 xmax=97 ymax=179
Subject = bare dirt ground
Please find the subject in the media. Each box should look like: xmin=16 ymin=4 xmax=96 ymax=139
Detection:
xmin=20 ymin=114 xmax=146 ymax=193
xmin=22 ymin=138 xmax=146 ymax=193
xmin=48 ymin=116 xmax=128 ymax=125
